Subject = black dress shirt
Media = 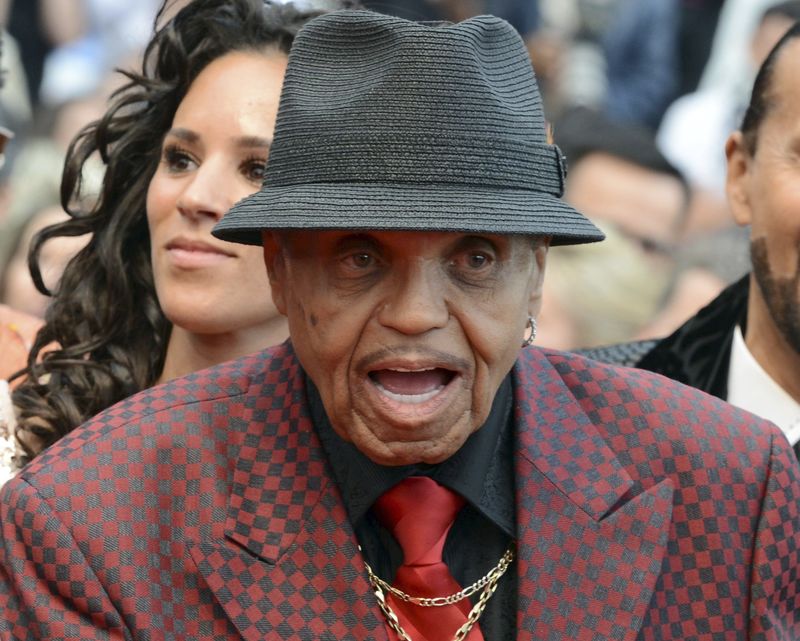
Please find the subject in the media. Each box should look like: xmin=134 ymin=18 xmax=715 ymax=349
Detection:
xmin=309 ymin=375 xmax=517 ymax=640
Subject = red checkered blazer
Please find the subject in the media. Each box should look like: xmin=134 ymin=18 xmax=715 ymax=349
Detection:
xmin=1 ymin=343 xmax=799 ymax=640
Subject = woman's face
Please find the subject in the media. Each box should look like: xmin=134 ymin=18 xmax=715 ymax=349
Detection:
xmin=146 ymin=50 xmax=287 ymax=343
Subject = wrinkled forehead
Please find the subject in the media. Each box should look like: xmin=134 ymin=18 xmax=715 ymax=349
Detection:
xmin=267 ymin=229 xmax=549 ymax=254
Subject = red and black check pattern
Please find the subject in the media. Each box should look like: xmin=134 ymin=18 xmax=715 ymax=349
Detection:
xmin=0 ymin=344 xmax=798 ymax=640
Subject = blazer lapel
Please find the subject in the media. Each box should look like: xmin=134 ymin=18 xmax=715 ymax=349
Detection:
xmin=189 ymin=345 xmax=672 ymax=640
xmin=189 ymin=347 xmax=388 ymax=641
xmin=513 ymin=350 xmax=673 ymax=641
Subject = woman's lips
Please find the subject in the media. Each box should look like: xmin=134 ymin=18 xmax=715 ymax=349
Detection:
xmin=165 ymin=238 xmax=235 ymax=267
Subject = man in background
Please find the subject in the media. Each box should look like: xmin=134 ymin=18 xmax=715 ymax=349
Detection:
xmin=584 ymin=22 xmax=800 ymax=457
xmin=538 ymin=107 xmax=691 ymax=349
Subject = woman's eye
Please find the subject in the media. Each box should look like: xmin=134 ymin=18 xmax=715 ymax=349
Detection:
xmin=242 ymin=157 xmax=268 ymax=183
xmin=162 ymin=145 xmax=196 ymax=173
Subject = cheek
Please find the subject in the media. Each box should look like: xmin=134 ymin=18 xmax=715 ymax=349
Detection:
xmin=755 ymin=232 xmax=800 ymax=278
xmin=749 ymin=181 xmax=800 ymax=276
xmin=469 ymin=304 xmax=526 ymax=377
xmin=234 ymin=245 xmax=276 ymax=305
xmin=145 ymin=173 xmax=174 ymax=240
xmin=282 ymin=273 xmax=351 ymax=365
xmin=467 ymin=281 xmax=534 ymax=360
xmin=240 ymin=245 xmax=270 ymax=280
xmin=462 ymin=288 xmax=535 ymax=402
xmin=291 ymin=297 xmax=359 ymax=365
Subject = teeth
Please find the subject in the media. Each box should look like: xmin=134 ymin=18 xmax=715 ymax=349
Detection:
xmin=374 ymin=382 xmax=444 ymax=404
xmin=389 ymin=367 xmax=436 ymax=373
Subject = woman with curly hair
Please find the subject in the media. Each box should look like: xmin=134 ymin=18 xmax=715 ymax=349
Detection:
xmin=4 ymin=0 xmax=353 ymax=470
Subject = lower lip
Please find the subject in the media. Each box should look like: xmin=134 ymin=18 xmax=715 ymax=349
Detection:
xmin=364 ymin=374 xmax=460 ymax=425
xmin=166 ymin=247 xmax=233 ymax=268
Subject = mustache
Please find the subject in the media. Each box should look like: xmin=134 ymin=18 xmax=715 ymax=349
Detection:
xmin=355 ymin=345 xmax=471 ymax=372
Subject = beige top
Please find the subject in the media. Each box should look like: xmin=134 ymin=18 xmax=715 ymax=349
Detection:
xmin=0 ymin=380 xmax=18 ymax=486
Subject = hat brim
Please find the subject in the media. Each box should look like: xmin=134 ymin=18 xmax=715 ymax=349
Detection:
xmin=213 ymin=183 xmax=604 ymax=247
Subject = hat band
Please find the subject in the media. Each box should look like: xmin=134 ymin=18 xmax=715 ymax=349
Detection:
xmin=263 ymin=134 xmax=567 ymax=197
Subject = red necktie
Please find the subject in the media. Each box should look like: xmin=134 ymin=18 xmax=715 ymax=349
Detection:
xmin=373 ymin=476 xmax=484 ymax=641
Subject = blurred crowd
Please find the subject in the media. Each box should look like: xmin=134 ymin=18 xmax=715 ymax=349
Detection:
xmin=0 ymin=0 xmax=797 ymax=351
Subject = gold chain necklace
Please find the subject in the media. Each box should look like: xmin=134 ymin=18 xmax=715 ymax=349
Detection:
xmin=362 ymin=545 xmax=514 ymax=641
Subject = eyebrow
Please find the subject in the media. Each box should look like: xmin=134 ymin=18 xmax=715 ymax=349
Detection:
xmin=165 ymin=128 xmax=272 ymax=149
xmin=334 ymin=233 xmax=381 ymax=252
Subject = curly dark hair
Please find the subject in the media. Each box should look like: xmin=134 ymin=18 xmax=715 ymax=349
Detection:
xmin=11 ymin=0 xmax=357 ymax=463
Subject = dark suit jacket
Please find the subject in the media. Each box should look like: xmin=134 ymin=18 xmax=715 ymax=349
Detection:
xmin=579 ymin=276 xmax=750 ymax=401
xmin=1 ymin=343 xmax=798 ymax=640
xmin=577 ymin=277 xmax=800 ymax=463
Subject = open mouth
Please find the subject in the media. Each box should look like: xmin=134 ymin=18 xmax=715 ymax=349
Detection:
xmin=368 ymin=367 xmax=457 ymax=404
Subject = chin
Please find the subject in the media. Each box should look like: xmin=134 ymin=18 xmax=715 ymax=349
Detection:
xmin=349 ymin=427 xmax=471 ymax=467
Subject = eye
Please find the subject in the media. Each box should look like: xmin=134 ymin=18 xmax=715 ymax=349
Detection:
xmin=345 ymin=252 xmax=374 ymax=270
xmin=465 ymin=252 xmax=489 ymax=269
xmin=242 ymin=156 xmax=268 ymax=183
xmin=335 ymin=250 xmax=383 ymax=282
xmin=452 ymin=250 xmax=493 ymax=271
xmin=331 ymin=235 xmax=384 ymax=284
xmin=448 ymin=245 xmax=499 ymax=286
xmin=162 ymin=144 xmax=197 ymax=173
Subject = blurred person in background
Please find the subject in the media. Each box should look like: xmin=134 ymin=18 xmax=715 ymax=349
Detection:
xmin=1 ymin=11 xmax=798 ymax=637
xmin=0 ymin=0 xmax=86 ymax=109
xmin=537 ymin=0 xmax=680 ymax=130
xmin=658 ymin=0 xmax=800 ymax=235
xmin=537 ymin=107 xmax=692 ymax=349
xmin=0 ymin=28 xmax=32 ymax=261
xmin=1 ymin=0 xmax=162 ymax=109
xmin=359 ymin=0 xmax=542 ymax=68
xmin=698 ymin=0 xmax=788 ymax=93
xmin=0 ymin=123 xmax=41 ymax=485
xmin=0 ymin=21 xmax=41 ymax=486
xmin=583 ymin=23 xmax=800 ymax=457
xmin=5 ymin=0 xmax=353 ymax=476
xmin=0 ymin=205 xmax=88 ymax=317
xmin=674 ymin=0 xmax=726 ymax=98
xmin=0 ymin=81 xmax=110 ymax=284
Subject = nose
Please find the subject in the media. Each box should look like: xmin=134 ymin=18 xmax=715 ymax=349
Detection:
xmin=176 ymin=160 xmax=233 ymax=222
xmin=377 ymin=261 xmax=449 ymax=335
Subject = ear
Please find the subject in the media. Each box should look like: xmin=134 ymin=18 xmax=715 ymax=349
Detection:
xmin=262 ymin=231 xmax=288 ymax=316
xmin=528 ymin=238 xmax=549 ymax=317
xmin=725 ymin=131 xmax=754 ymax=227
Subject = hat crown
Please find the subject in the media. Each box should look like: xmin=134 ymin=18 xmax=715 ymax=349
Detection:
xmin=274 ymin=10 xmax=546 ymax=143
xmin=262 ymin=10 xmax=565 ymax=194
xmin=213 ymin=9 xmax=604 ymax=248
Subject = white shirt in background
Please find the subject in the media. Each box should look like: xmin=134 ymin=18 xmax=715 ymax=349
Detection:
xmin=727 ymin=325 xmax=800 ymax=446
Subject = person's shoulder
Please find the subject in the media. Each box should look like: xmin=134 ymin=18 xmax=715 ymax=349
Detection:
xmin=527 ymin=347 xmax=781 ymax=449
xmin=575 ymin=340 xmax=656 ymax=367
xmin=15 ymin=343 xmax=299 ymax=484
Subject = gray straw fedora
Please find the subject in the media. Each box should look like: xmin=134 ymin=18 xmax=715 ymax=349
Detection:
xmin=213 ymin=9 xmax=604 ymax=246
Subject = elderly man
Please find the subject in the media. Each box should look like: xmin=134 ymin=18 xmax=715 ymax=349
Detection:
xmin=584 ymin=22 xmax=800 ymax=459
xmin=1 ymin=10 xmax=798 ymax=641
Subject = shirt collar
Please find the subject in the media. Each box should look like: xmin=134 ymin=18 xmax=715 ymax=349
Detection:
xmin=727 ymin=325 xmax=800 ymax=445
xmin=308 ymin=374 xmax=515 ymax=536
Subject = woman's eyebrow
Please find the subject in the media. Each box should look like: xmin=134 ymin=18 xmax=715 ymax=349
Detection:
xmin=164 ymin=129 xmax=271 ymax=150
xmin=234 ymin=135 xmax=273 ymax=149
xmin=164 ymin=127 xmax=199 ymax=143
